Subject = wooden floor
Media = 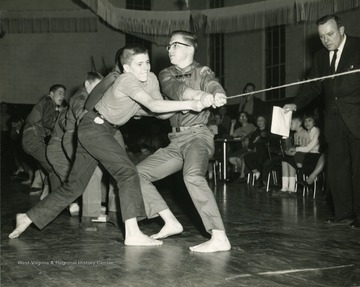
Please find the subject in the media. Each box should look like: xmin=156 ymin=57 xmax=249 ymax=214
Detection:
xmin=1 ymin=172 xmax=360 ymax=287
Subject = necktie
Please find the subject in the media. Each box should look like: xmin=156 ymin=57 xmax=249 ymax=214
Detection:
xmin=329 ymin=49 xmax=338 ymax=74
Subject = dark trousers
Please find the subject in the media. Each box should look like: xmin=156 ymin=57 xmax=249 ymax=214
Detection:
xmin=22 ymin=130 xmax=62 ymax=191
xmin=47 ymin=138 xmax=71 ymax=183
xmin=326 ymin=112 xmax=360 ymax=219
xmin=244 ymin=145 xmax=269 ymax=182
xmin=27 ymin=111 xmax=146 ymax=229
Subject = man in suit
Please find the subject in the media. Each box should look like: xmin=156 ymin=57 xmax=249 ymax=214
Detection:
xmin=284 ymin=14 xmax=360 ymax=229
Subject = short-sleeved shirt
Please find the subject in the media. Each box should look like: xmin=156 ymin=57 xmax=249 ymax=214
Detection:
xmin=159 ymin=61 xmax=226 ymax=128
xmin=95 ymin=72 xmax=162 ymax=126
xmin=24 ymin=95 xmax=58 ymax=138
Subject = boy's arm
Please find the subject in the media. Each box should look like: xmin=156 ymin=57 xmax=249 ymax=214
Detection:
xmin=159 ymin=69 xmax=217 ymax=107
xmin=135 ymin=109 xmax=175 ymax=120
xmin=42 ymin=99 xmax=57 ymax=136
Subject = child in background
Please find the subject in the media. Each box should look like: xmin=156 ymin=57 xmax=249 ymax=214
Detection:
xmin=273 ymin=114 xmax=309 ymax=196
xmin=291 ymin=113 xmax=321 ymax=178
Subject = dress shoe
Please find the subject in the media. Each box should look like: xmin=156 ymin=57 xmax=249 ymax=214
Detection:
xmin=348 ymin=219 xmax=360 ymax=230
xmin=326 ymin=216 xmax=354 ymax=225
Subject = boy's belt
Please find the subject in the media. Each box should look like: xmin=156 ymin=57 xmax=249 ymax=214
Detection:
xmin=172 ymin=124 xmax=205 ymax=133
xmin=92 ymin=109 xmax=120 ymax=129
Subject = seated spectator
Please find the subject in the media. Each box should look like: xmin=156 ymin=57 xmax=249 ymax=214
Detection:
xmin=207 ymin=112 xmax=227 ymax=138
xmin=228 ymin=112 xmax=257 ymax=181
xmin=243 ymin=115 xmax=271 ymax=187
xmin=273 ymin=113 xmax=320 ymax=197
xmin=289 ymin=113 xmax=321 ymax=177
xmin=218 ymin=106 xmax=232 ymax=133
xmin=230 ymin=112 xmax=256 ymax=138
xmin=276 ymin=114 xmax=307 ymax=196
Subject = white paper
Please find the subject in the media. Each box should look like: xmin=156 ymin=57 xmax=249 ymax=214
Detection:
xmin=271 ymin=106 xmax=292 ymax=137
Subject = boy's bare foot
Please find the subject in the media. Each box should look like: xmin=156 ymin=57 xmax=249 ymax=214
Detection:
xmin=190 ymin=230 xmax=231 ymax=253
xmin=151 ymin=221 xmax=183 ymax=240
xmin=9 ymin=214 xmax=32 ymax=239
xmin=125 ymin=231 xmax=163 ymax=246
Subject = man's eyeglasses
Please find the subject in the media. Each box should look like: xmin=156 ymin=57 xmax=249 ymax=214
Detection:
xmin=165 ymin=41 xmax=191 ymax=51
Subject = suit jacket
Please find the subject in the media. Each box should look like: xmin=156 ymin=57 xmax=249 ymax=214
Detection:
xmin=294 ymin=36 xmax=360 ymax=138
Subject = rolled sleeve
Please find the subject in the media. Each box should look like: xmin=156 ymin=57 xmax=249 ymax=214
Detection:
xmin=199 ymin=67 xmax=226 ymax=95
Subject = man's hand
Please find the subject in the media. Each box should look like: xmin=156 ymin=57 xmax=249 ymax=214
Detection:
xmin=213 ymin=93 xmax=227 ymax=107
xmin=192 ymin=101 xmax=208 ymax=112
xmin=283 ymin=104 xmax=297 ymax=113
xmin=199 ymin=92 xmax=215 ymax=108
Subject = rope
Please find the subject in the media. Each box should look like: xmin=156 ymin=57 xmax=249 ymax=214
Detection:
xmin=227 ymin=68 xmax=360 ymax=99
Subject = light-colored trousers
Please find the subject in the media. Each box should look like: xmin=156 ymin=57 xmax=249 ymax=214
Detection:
xmin=137 ymin=126 xmax=225 ymax=233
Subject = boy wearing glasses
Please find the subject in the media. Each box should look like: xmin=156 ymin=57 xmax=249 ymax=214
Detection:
xmin=9 ymin=44 xmax=208 ymax=246
xmin=137 ymin=30 xmax=231 ymax=253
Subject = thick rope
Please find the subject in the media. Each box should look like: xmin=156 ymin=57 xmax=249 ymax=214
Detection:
xmin=227 ymin=68 xmax=360 ymax=99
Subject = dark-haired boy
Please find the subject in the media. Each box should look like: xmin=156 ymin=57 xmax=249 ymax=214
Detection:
xmin=9 ymin=44 xmax=208 ymax=246
xmin=22 ymin=84 xmax=66 ymax=194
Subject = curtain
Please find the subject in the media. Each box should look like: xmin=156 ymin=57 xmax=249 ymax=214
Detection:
xmin=0 ymin=10 xmax=97 ymax=33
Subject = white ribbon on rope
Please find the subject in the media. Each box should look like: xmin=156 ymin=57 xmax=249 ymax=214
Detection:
xmin=226 ymin=68 xmax=360 ymax=99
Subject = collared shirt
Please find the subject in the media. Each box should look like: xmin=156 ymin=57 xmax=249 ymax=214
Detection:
xmin=329 ymin=34 xmax=347 ymax=72
xmin=159 ymin=61 xmax=226 ymax=128
xmin=95 ymin=72 xmax=162 ymax=126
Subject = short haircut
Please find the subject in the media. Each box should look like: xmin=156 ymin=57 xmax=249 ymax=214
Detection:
xmin=291 ymin=112 xmax=303 ymax=122
xmin=49 ymin=84 xmax=66 ymax=93
xmin=85 ymin=71 xmax=103 ymax=84
xmin=115 ymin=44 xmax=148 ymax=71
xmin=256 ymin=114 xmax=266 ymax=122
xmin=316 ymin=14 xmax=342 ymax=27
xmin=243 ymin=82 xmax=256 ymax=92
xmin=170 ymin=30 xmax=198 ymax=52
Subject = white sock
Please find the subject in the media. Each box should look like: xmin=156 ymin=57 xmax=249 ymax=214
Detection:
xmin=288 ymin=177 xmax=296 ymax=192
xmin=281 ymin=176 xmax=289 ymax=191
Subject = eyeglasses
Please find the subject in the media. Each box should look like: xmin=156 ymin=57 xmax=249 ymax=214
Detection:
xmin=165 ymin=41 xmax=191 ymax=51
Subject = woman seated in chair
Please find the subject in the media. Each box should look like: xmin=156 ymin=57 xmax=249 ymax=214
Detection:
xmin=243 ymin=115 xmax=276 ymax=188
xmin=228 ymin=112 xmax=256 ymax=182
